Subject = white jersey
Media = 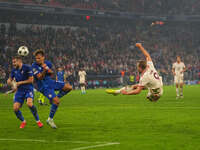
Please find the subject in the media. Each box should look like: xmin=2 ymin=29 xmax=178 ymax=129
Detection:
xmin=139 ymin=61 xmax=163 ymax=95
xmin=172 ymin=62 xmax=185 ymax=77
xmin=78 ymin=70 xmax=86 ymax=83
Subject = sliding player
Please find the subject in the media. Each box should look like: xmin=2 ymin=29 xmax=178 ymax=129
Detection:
xmin=106 ymin=43 xmax=163 ymax=102
xmin=7 ymin=56 xmax=43 ymax=128
xmin=32 ymin=49 xmax=72 ymax=128
xmin=172 ymin=56 xmax=186 ymax=99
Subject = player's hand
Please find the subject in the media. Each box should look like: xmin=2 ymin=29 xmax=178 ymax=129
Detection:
xmin=121 ymin=90 xmax=128 ymax=95
xmin=135 ymin=43 xmax=142 ymax=48
xmin=42 ymin=63 xmax=49 ymax=71
xmin=173 ymin=72 xmax=176 ymax=76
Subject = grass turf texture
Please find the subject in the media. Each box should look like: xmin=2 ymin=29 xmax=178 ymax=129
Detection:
xmin=0 ymin=85 xmax=200 ymax=150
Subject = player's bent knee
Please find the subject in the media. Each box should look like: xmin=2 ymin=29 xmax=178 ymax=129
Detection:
xmin=63 ymin=84 xmax=72 ymax=91
xmin=13 ymin=104 xmax=20 ymax=111
xmin=26 ymin=98 xmax=33 ymax=107
xmin=53 ymin=97 xmax=60 ymax=105
xmin=27 ymin=101 xmax=33 ymax=107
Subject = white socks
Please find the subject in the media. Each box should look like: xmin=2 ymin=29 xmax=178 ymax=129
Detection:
xmin=81 ymin=86 xmax=86 ymax=93
xmin=180 ymin=87 xmax=183 ymax=96
xmin=176 ymin=88 xmax=179 ymax=96
xmin=176 ymin=87 xmax=183 ymax=96
xmin=116 ymin=87 xmax=126 ymax=94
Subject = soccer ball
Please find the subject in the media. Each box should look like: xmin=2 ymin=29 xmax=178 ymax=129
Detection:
xmin=18 ymin=46 xmax=29 ymax=56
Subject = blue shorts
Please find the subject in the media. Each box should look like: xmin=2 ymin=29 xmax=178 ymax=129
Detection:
xmin=14 ymin=89 xmax=34 ymax=104
xmin=41 ymin=81 xmax=65 ymax=101
xmin=53 ymin=81 xmax=65 ymax=91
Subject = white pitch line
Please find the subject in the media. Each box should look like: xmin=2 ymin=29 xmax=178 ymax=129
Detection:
xmin=146 ymin=106 xmax=200 ymax=109
xmin=53 ymin=141 xmax=104 ymax=144
xmin=0 ymin=138 xmax=119 ymax=145
xmin=71 ymin=142 xmax=120 ymax=150
xmin=0 ymin=138 xmax=46 ymax=143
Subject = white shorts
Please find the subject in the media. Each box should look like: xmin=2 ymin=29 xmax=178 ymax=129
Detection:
xmin=79 ymin=80 xmax=85 ymax=84
xmin=174 ymin=75 xmax=184 ymax=84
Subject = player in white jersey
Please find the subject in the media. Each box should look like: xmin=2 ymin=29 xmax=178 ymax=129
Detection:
xmin=172 ymin=56 xmax=186 ymax=99
xmin=106 ymin=43 xmax=163 ymax=102
xmin=78 ymin=68 xmax=87 ymax=94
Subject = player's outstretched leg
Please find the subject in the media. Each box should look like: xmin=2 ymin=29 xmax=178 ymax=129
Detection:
xmin=27 ymin=98 xmax=43 ymax=128
xmin=106 ymin=89 xmax=120 ymax=96
xmin=47 ymin=97 xmax=59 ymax=129
xmin=57 ymin=83 xmax=72 ymax=99
xmin=13 ymin=102 xmax=26 ymax=128
xmin=106 ymin=86 xmax=134 ymax=96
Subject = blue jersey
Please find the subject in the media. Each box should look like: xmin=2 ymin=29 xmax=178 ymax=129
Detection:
xmin=57 ymin=71 xmax=64 ymax=82
xmin=32 ymin=60 xmax=55 ymax=91
xmin=11 ymin=64 xmax=33 ymax=91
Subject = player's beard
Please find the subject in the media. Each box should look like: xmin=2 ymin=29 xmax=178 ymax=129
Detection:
xmin=13 ymin=64 xmax=18 ymax=69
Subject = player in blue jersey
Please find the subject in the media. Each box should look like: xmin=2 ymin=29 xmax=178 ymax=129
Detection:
xmin=32 ymin=49 xmax=72 ymax=129
xmin=7 ymin=56 xmax=43 ymax=129
xmin=56 ymin=67 xmax=66 ymax=82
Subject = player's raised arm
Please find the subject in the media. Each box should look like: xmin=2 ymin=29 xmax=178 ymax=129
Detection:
xmin=135 ymin=43 xmax=152 ymax=61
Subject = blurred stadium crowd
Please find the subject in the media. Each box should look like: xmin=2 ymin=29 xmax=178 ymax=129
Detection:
xmin=0 ymin=0 xmax=200 ymax=15
xmin=0 ymin=20 xmax=200 ymax=86
xmin=0 ymin=0 xmax=200 ymax=89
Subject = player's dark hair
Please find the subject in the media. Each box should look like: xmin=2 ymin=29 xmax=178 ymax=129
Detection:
xmin=138 ymin=60 xmax=147 ymax=70
xmin=34 ymin=49 xmax=45 ymax=56
xmin=12 ymin=56 xmax=23 ymax=61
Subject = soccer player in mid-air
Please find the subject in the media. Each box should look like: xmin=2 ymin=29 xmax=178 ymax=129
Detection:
xmin=172 ymin=56 xmax=186 ymax=99
xmin=106 ymin=43 xmax=163 ymax=102
xmin=32 ymin=49 xmax=72 ymax=128
xmin=78 ymin=67 xmax=86 ymax=94
xmin=7 ymin=56 xmax=43 ymax=128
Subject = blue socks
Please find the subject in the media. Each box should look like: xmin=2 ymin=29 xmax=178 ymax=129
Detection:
xmin=49 ymin=103 xmax=58 ymax=119
xmin=57 ymin=90 xmax=71 ymax=99
xmin=14 ymin=110 xmax=24 ymax=122
xmin=29 ymin=105 xmax=39 ymax=121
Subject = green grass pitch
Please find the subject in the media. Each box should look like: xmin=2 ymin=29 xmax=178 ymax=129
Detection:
xmin=0 ymin=85 xmax=200 ymax=150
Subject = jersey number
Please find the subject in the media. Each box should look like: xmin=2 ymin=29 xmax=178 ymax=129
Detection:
xmin=150 ymin=70 xmax=160 ymax=80
xmin=154 ymin=72 xmax=160 ymax=80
